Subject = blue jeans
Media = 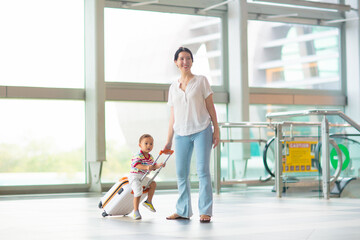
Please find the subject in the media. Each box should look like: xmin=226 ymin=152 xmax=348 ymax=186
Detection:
xmin=174 ymin=124 xmax=213 ymax=218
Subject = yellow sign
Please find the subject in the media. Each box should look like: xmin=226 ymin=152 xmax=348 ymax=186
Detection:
xmin=283 ymin=141 xmax=318 ymax=173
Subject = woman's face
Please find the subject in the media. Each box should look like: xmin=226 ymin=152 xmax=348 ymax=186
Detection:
xmin=175 ymin=51 xmax=193 ymax=73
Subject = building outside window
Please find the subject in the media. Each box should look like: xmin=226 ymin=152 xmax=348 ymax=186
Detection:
xmin=0 ymin=100 xmax=85 ymax=185
xmin=0 ymin=0 xmax=84 ymax=89
xmin=248 ymin=21 xmax=340 ymax=90
xmin=105 ymin=8 xmax=223 ymax=86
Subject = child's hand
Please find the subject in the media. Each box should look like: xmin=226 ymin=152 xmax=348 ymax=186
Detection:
xmin=160 ymin=162 xmax=166 ymax=168
xmin=147 ymin=165 xmax=155 ymax=171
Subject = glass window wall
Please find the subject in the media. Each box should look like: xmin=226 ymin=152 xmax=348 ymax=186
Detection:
xmin=104 ymin=101 xmax=227 ymax=183
xmin=248 ymin=21 xmax=340 ymax=90
xmin=104 ymin=8 xmax=222 ymax=86
xmin=0 ymin=100 xmax=85 ymax=186
xmin=0 ymin=0 xmax=84 ymax=88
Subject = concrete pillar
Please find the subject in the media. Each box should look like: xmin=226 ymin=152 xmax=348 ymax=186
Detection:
xmin=227 ymin=0 xmax=249 ymax=123
xmin=345 ymin=0 xmax=360 ymax=123
xmin=226 ymin=0 xmax=251 ymax=178
xmin=84 ymin=0 xmax=106 ymax=192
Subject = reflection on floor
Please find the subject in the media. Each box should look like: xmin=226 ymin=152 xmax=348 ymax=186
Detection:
xmin=1 ymin=187 xmax=360 ymax=240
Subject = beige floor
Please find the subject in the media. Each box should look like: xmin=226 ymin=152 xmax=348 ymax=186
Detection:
xmin=1 ymin=187 xmax=360 ymax=240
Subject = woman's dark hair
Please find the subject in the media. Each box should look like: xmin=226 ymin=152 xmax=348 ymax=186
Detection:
xmin=174 ymin=47 xmax=194 ymax=62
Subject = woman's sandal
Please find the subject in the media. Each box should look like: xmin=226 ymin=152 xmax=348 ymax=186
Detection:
xmin=166 ymin=213 xmax=189 ymax=220
xmin=199 ymin=215 xmax=211 ymax=223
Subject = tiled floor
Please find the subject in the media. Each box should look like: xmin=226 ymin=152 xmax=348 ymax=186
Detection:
xmin=1 ymin=187 xmax=360 ymax=240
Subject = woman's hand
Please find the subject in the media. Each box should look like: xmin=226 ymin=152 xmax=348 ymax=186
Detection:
xmin=205 ymin=95 xmax=220 ymax=149
xmin=212 ymin=127 xmax=220 ymax=149
xmin=164 ymin=141 xmax=172 ymax=151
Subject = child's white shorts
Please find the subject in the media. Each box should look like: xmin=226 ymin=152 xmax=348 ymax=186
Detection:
xmin=128 ymin=173 xmax=151 ymax=198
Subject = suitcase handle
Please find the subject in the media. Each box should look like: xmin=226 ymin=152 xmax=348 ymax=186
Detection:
xmin=159 ymin=149 xmax=174 ymax=155
xmin=140 ymin=149 xmax=174 ymax=183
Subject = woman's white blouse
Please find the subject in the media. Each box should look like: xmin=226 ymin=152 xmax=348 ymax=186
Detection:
xmin=167 ymin=75 xmax=213 ymax=136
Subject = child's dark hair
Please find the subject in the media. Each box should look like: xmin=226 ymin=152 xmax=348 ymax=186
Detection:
xmin=139 ymin=134 xmax=153 ymax=144
xmin=174 ymin=47 xmax=194 ymax=62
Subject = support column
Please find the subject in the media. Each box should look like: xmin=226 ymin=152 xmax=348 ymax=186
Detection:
xmin=85 ymin=0 xmax=106 ymax=192
xmin=227 ymin=0 xmax=250 ymax=179
xmin=345 ymin=0 xmax=360 ymax=122
xmin=227 ymin=0 xmax=249 ymax=123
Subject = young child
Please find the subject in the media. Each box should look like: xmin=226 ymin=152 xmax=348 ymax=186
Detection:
xmin=128 ymin=134 xmax=164 ymax=220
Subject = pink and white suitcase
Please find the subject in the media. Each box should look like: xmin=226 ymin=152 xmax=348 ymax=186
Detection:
xmin=98 ymin=149 xmax=174 ymax=217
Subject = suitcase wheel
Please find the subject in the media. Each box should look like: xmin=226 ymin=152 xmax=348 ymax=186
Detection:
xmin=98 ymin=201 xmax=103 ymax=209
xmin=102 ymin=211 xmax=108 ymax=218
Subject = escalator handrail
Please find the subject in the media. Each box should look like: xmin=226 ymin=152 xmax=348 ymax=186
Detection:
xmin=263 ymin=137 xmax=275 ymax=177
xmin=314 ymin=139 xmax=343 ymax=183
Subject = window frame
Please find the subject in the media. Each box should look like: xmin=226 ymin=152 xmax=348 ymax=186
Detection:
xmin=103 ymin=0 xmax=229 ymax=103
xmin=246 ymin=1 xmax=347 ymax=106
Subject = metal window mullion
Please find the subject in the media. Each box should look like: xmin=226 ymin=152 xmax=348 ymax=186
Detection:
xmin=0 ymin=86 xmax=85 ymax=100
xmin=105 ymin=1 xmax=225 ymax=17
xmin=251 ymin=0 xmax=351 ymax=12
xmin=247 ymin=2 xmax=343 ymax=21
xmin=85 ymin=0 xmax=106 ymax=192
xmin=340 ymin=15 xmax=348 ymax=97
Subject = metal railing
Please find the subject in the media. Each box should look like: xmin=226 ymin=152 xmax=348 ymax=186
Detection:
xmin=214 ymin=122 xmax=273 ymax=194
xmin=215 ymin=110 xmax=360 ymax=199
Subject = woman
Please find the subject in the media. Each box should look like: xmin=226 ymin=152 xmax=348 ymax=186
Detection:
xmin=164 ymin=47 xmax=220 ymax=223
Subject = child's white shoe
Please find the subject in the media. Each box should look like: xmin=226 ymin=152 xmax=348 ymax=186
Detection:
xmin=133 ymin=210 xmax=142 ymax=220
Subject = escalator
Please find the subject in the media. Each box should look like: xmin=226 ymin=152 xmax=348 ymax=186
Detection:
xmin=262 ymin=134 xmax=360 ymax=198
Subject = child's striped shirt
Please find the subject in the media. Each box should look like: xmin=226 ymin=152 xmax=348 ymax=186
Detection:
xmin=130 ymin=151 xmax=154 ymax=174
